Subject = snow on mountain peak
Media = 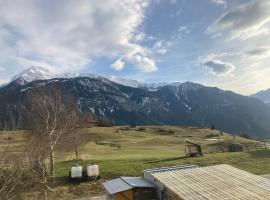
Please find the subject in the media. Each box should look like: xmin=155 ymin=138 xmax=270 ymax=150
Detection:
xmin=9 ymin=67 xmax=203 ymax=91
xmin=107 ymin=76 xmax=146 ymax=88
xmin=10 ymin=66 xmax=99 ymax=85
xmin=11 ymin=66 xmax=54 ymax=85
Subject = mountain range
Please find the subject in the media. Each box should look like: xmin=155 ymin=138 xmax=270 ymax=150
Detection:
xmin=1 ymin=66 xmax=270 ymax=139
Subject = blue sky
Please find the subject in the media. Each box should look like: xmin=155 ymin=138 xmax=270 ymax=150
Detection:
xmin=0 ymin=0 xmax=270 ymax=95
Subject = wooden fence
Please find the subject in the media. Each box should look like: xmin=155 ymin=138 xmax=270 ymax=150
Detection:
xmin=243 ymin=142 xmax=270 ymax=151
xmin=205 ymin=142 xmax=270 ymax=154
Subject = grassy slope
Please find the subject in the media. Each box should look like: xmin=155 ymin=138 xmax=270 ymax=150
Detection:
xmin=57 ymin=126 xmax=257 ymax=161
xmin=1 ymin=126 xmax=266 ymax=177
xmin=1 ymin=126 xmax=270 ymax=199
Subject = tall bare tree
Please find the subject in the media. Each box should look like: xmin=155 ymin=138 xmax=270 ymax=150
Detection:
xmin=63 ymin=111 xmax=91 ymax=160
xmin=26 ymin=86 xmax=72 ymax=180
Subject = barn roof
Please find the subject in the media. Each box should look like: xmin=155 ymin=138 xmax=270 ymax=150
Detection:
xmin=150 ymin=164 xmax=270 ymax=200
xmin=103 ymin=177 xmax=154 ymax=195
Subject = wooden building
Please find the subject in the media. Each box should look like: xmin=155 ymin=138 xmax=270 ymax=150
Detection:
xmin=185 ymin=141 xmax=203 ymax=156
xmin=103 ymin=177 xmax=156 ymax=200
xmin=144 ymin=164 xmax=270 ymax=200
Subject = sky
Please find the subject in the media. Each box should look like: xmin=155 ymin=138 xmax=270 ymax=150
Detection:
xmin=0 ymin=0 xmax=270 ymax=95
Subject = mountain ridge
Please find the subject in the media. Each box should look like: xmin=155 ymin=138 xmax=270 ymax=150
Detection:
xmin=1 ymin=72 xmax=270 ymax=138
xmin=251 ymin=89 xmax=270 ymax=106
xmin=8 ymin=66 xmax=186 ymax=89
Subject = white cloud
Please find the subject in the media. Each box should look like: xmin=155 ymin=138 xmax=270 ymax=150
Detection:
xmin=208 ymin=0 xmax=270 ymax=40
xmin=210 ymin=47 xmax=270 ymax=61
xmin=210 ymin=0 xmax=226 ymax=6
xmin=152 ymin=40 xmax=170 ymax=55
xmin=200 ymin=55 xmax=235 ymax=76
xmin=129 ymin=54 xmax=157 ymax=72
xmin=245 ymin=47 xmax=270 ymax=59
xmin=0 ymin=0 xmax=156 ymax=79
xmin=177 ymin=26 xmax=191 ymax=34
xmin=111 ymin=59 xmax=125 ymax=71
xmin=133 ymin=32 xmax=146 ymax=42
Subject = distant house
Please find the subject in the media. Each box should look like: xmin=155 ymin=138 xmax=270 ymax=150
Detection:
xmin=144 ymin=164 xmax=270 ymax=200
xmin=185 ymin=141 xmax=203 ymax=156
xmin=103 ymin=176 xmax=156 ymax=200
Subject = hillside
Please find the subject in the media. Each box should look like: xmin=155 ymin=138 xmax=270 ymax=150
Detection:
xmin=1 ymin=126 xmax=270 ymax=199
xmin=1 ymin=75 xmax=270 ymax=138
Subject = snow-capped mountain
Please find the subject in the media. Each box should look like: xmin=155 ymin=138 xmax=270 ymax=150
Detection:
xmin=11 ymin=66 xmax=54 ymax=85
xmin=1 ymin=73 xmax=270 ymax=138
xmin=0 ymin=83 xmax=7 ymax=88
xmin=9 ymin=66 xmax=182 ymax=89
xmin=107 ymin=76 xmax=147 ymax=88
xmin=107 ymin=76 xmax=179 ymax=89
xmin=251 ymin=89 xmax=270 ymax=105
xmin=10 ymin=66 xmax=99 ymax=85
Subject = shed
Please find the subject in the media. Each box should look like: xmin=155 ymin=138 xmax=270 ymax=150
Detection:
xmin=144 ymin=164 xmax=270 ymax=200
xmin=103 ymin=177 xmax=156 ymax=200
xmin=185 ymin=141 xmax=203 ymax=156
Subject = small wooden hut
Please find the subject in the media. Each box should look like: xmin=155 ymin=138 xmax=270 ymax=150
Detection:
xmin=185 ymin=141 xmax=203 ymax=157
xmin=103 ymin=177 xmax=156 ymax=200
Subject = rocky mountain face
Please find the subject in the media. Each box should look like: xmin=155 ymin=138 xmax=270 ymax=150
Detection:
xmin=1 ymin=68 xmax=270 ymax=138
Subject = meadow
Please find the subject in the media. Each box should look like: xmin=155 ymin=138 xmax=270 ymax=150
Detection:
xmin=1 ymin=126 xmax=270 ymax=199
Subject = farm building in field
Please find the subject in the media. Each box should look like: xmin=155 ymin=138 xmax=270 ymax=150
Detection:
xmin=185 ymin=141 xmax=203 ymax=157
xmin=103 ymin=176 xmax=156 ymax=200
xmin=144 ymin=164 xmax=270 ymax=200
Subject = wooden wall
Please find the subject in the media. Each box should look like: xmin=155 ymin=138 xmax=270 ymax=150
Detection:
xmin=115 ymin=190 xmax=133 ymax=200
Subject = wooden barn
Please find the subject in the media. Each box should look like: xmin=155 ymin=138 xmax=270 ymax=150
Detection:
xmin=144 ymin=164 xmax=270 ymax=200
xmin=185 ymin=141 xmax=203 ymax=156
xmin=103 ymin=176 xmax=156 ymax=200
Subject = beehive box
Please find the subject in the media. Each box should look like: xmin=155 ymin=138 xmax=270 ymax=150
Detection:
xmin=86 ymin=164 xmax=99 ymax=177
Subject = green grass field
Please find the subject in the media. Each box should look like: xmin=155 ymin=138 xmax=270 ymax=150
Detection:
xmin=1 ymin=126 xmax=269 ymax=199
xmin=57 ymin=126 xmax=258 ymax=161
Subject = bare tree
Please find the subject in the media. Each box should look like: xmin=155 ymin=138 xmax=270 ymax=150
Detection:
xmin=63 ymin=111 xmax=91 ymax=160
xmin=26 ymin=86 xmax=72 ymax=180
xmin=0 ymin=106 xmax=29 ymax=199
xmin=26 ymin=136 xmax=51 ymax=200
xmin=0 ymin=145 xmax=28 ymax=199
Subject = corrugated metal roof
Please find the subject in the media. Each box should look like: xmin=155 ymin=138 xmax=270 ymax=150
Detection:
xmin=151 ymin=164 xmax=270 ymax=200
xmin=121 ymin=177 xmax=155 ymax=188
xmin=144 ymin=164 xmax=198 ymax=174
xmin=103 ymin=177 xmax=154 ymax=194
xmin=103 ymin=178 xmax=132 ymax=194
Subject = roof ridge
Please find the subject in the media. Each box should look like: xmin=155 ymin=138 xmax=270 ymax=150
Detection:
xmin=120 ymin=176 xmax=133 ymax=187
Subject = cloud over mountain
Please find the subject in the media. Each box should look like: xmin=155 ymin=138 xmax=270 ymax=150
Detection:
xmin=0 ymin=0 xmax=155 ymax=74
xmin=201 ymin=55 xmax=235 ymax=76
